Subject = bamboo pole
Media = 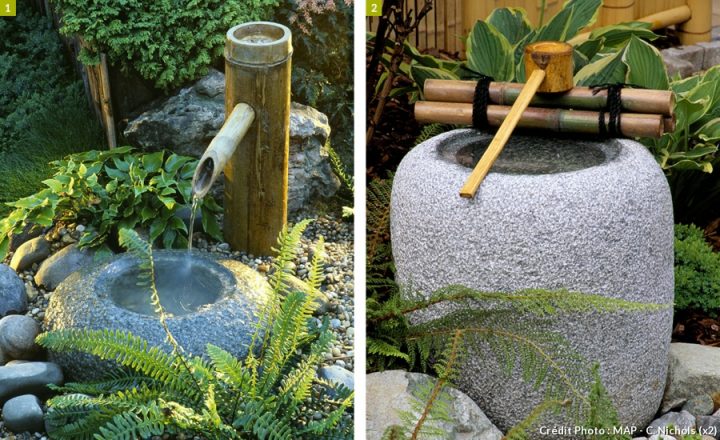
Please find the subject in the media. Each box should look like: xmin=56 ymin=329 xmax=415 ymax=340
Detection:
xmin=677 ymin=0 xmax=712 ymax=44
xmin=98 ymin=54 xmax=117 ymax=149
xmin=569 ymin=5 xmax=692 ymax=44
xmin=423 ymin=79 xmax=675 ymax=116
xmin=599 ymin=0 xmax=636 ymax=28
xmin=224 ymin=22 xmax=292 ymax=256
xmin=415 ymin=101 xmax=666 ymax=138
xmin=459 ymin=42 xmax=574 ymax=198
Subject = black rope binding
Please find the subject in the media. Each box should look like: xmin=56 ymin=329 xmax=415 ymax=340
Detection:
xmin=591 ymin=83 xmax=624 ymax=137
xmin=472 ymin=75 xmax=494 ymax=130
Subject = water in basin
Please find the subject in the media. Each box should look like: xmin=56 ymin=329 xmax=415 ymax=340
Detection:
xmin=109 ymin=257 xmax=223 ymax=316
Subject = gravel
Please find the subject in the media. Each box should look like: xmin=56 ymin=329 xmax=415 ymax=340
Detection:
xmin=0 ymin=213 xmax=354 ymax=438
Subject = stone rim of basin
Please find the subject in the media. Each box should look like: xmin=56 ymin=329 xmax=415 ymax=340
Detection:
xmin=439 ymin=129 xmax=621 ymax=175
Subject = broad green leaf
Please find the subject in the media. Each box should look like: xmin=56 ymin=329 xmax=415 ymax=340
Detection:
xmin=33 ymin=206 xmax=55 ymax=227
xmin=157 ymin=195 xmax=176 ymax=210
xmin=466 ymin=20 xmax=514 ymax=81
xmin=668 ymin=159 xmax=713 ymax=172
xmin=403 ymin=41 xmax=441 ymax=68
xmin=573 ymin=49 xmax=589 ymax=73
xmin=112 ymin=157 xmax=130 ymax=172
xmin=671 ymin=75 xmax=702 ymax=95
xmin=105 ymin=166 xmax=127 ymax=181
xmin=574 ymin=37 xmax=603 ymax=60
xmin=164 ymin=154 xmax=192 ymax=175
xmin=587 ymin=23 xmax=656 ymax=49
xmin=162 ymin=229 xmax=177 ymax=249
xmin=410 ymin=65 xmax=459 ymax=95
xmin=535 ymin=6 xmax=574 ymax=42
xmin=697 ymin=118 xmax=720 ymax=142
xmin=168 ymin=216 xmax=187 ymax=234
xmin=487 ymin=8 xmax=532 ymax=46
xmin=669 ymin=144 xmax=717 ymax=159
xmin=142 ymin=151 xmax=163 ymax=173
xmin=561 ymin=0 xmax=602 ymax=40
xmin=0 ymin=237 xmax=9 ymax=261
xmin=149 ymin=218 xmax=166 ymax=241
xmin=623 ymin=36 xmax=668 ymax=90
xmin=43 ymin=179 xmax=66 ymax=193
xmin=201 ymin=205 xmax=222 ymax=241
xmin=574 ymin=50 xmax=626 ymax=86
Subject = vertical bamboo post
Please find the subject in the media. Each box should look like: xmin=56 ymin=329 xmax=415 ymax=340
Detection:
xmin=677 ymin=0 xmax=712 ymax=44
xmin=599 ymin=0 xmax=636 ymax=27
xmin=224 ymin=22 xmax=292 ymax=256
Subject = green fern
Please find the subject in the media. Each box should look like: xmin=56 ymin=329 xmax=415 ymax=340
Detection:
xmin=38 ymin=221 xmax=353 ymax=439
xmin=414 ymin=124 xmax=453 ymax=146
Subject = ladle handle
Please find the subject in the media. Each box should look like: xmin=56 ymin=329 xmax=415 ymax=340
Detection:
xmin=459 ymin=69 xmax=546 ymax=199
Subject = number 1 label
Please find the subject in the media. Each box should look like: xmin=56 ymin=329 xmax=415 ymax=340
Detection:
xmin=367 ymin=0 xmax=382 ymax=17
xmin=1 ymin=0 xmax=16 ymax=16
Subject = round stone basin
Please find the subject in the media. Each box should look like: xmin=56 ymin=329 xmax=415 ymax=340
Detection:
xmin=45 ymin=250 xmax=270 ymax=381
xmin=391 ymin=129 xmax=674 ymax=435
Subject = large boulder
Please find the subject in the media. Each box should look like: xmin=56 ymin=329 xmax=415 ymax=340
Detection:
xmin=663 ymin=343 xmax=720 ymax=411
xmin=366 ymin=370 xmax=503 ymax=440
xmin=0 ymin=264 xmax=26 ymax=317
xmin=45 ymin=250 xmax=270 ymax=381
xmin=390 ymin=129 xmax=674 ymax=435
xmin=123 ymin=69 xmax=340 ymax=214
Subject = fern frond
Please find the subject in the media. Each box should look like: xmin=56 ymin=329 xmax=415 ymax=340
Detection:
xmin=49 ymin=371 xmax=160 ymax=396
xmin=367 ymin=176 xmax=393 ymax=265
xmin=503 ymin=399 xmax=570 ymax=440
xmin=307 ymin=236 xmax=326 ymax=294
xmin=414 ymin=124 xmax=452 ymax=146
xmin=93 ymin=403 xmax=165 ymax=440
xmin=37 ymin=329 xmax=203 ymax=402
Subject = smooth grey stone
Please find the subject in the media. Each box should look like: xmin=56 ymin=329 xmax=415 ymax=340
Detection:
xmin=122 ymin=70 xmax=339 ymax=216
xmin=8 ymin=224 xmax=44 ymax=253
xmin=34 ymin=244 xmax=96 ymax=290
xmin=0 ymin=264 xmax=26 ymax=317
xmin=2 ymin=394 xmax=44 ymax=433
xmin=661 ymin=397 xmax=688 ymax=414
xmin=9 ymin=237 xmax=50 ymax=272
xmin=682 ymin=394 xmax=715 ymax=417
xmin=697 ymin=415 xmax=720 ymax=439
xmin=663 ymin=344 xmax=720 ymax=411
xmin=367 ymin=370 xmax=502 ymax=440
xmin=0 ymin=362 xmax=63 ymax=403
xmin=45 ymin=251 xmax=270 ymax=381
xmin=318 ymin=365 xmax=354 ymax=392
xmin=646 ymin=411 xmax=696 ymax=436
xmin=391 ymin=130 xmax=674 ymax=433
xmin=0 ymin=315 xmax=41 ymax=360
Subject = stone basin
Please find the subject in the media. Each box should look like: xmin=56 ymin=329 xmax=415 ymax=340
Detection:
xmin=45 ymin=250 xmax=270 ymax=380
xmin=390 ymin=129 xmax=674 ymax=435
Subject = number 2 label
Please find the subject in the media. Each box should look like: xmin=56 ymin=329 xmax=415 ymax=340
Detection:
xmin=367 ymin=0 xmax=382 ymax=17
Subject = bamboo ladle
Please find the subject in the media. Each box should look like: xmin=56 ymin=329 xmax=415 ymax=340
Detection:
xmin=459 ymin=41 xmax=574 ymax=199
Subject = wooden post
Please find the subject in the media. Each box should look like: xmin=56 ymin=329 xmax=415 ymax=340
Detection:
xmin=677 ymin=0 xmax=712 ymax=44
xmin=224 ymin=22 xmax=292 ymax=256
xmin=98 ymin=54 xmax=117 ymax=149
xmin=459 ymin=41 xmax=574 ymax=198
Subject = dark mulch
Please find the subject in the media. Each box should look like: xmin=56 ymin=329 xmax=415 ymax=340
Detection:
xmin=673 ymin=311 xmax=720 ymax=346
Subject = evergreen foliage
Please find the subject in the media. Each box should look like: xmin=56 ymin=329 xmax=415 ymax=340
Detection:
xmin=37 ymin=221 xmax=353 ymax=439
xmin=674 ymin=223 xmax=720 ymax=314
xmin=51 ymin=0 xmax=278 ymax=89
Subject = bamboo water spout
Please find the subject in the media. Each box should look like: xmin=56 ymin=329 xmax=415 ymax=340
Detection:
xmin=190 ymin=22 xmax=292 ymax=256
xmin=191 ymin=104 xmax=255 ymax=198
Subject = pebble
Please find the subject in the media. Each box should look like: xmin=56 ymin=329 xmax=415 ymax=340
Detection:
xmin=0 ymin=264 xmax=27 ymax=317
xmin=24 ymin=283 xmax=38 ymax=302
xmin=0 ymin=362 xmax=63 ymax=401
xmin=330 ymin=319 xmax=341 ymax=329
xmin=2 ymin=394 xmax=44 ymax=433
xmin=0 ymin=315 xmax=41 ymax=360
xmin=683 ymin=394 xmax=715 ymax=417
xmin=9 ymin=237 xmax=50 ymax=272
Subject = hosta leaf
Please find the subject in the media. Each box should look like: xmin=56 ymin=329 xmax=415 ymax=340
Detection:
xmin=562 ymin=0 xmax=602 ymax=40
xmin=487 ymin=8 xmax=532 ymax=46
xmin=623 ymin=36 xmax=668 ymax=90
xmin=587 ymin=23 xmax=657 ymax=49
xmin=669 ymin=144 xmax=717 ymax=159
xmin=534 ymin=6 xmax=574 ymax=42
xmin=466 ymin=20 xmax=514 ymax=81
xmin=410 ymin=65 xmax=459 ymax=95
xmin=141 ymin=151 xmax=164 ymax=173
xmin=574 ymin=50 xmax=626 ymax=86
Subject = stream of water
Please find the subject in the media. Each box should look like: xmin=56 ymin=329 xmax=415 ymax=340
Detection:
xmin=187 ymin=194 xmax=201 ymax=251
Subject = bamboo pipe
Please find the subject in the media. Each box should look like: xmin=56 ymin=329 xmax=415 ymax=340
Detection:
xmin=415 ymin=101 xmax=666 ymax=138
xmin=677 ymin=0 xmax=712 ymax=45
xmin=459 ymin=41 xmax=574 ymax=198
xmin=569 ymin=5 xmax=692 ymax=45
xmin=191 ymin=103 xmax=255 ymax=198
xmin=423 ymin=79 xmax=675 ymax=116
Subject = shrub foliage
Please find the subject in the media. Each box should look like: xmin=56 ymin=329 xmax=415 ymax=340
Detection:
xmin=674 ymin=223 xmax=720 ymax=314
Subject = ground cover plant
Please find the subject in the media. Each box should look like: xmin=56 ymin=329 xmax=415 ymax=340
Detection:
xmin=0 ymin=148 xmax=222 ymax=259
xmin=38 ymin=222 xmax=353 ymax=439
xmin=0 ymin=7 xmax=104 ymax=216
